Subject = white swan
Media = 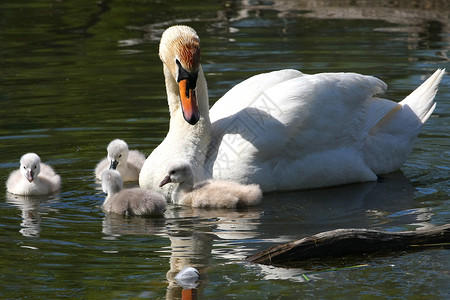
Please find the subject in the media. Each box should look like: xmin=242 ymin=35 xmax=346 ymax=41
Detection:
xmin=6 ymin=153 xmax=61 ymax=195
xmin=101 ymin=169 xmax=166 ymax=216
xmin=95 ymin=139 xmax=145 ymax=181
xmin=139 ymin=25 xmax=445 ymax=195
xmin=159 ymin=160 xmax=262 ymax=208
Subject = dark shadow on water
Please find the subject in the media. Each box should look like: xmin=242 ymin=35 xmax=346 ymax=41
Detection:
xmin=257 ymin=171 xmax=424 ymax=240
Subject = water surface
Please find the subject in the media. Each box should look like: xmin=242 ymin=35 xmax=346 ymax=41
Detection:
xmin=1 ymin=1 xmax=449 ymax=299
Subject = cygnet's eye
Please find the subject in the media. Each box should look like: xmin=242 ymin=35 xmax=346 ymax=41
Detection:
xmin=118 ymin=154 xmax=122 ymax=158
xmin=34 ymin=165 xmax=37 ymax=169
xmin=170 ymin=170 xmax=176 ymax=175
xmin=23 ymin=166 xmax=26 ymax=169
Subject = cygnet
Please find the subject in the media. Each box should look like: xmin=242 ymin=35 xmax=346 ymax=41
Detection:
xmin=159 ymin=160 xmax=262 ymax=208
xmin=6 ymin=153 xmax=61 ymax=196
xmin=101 ymin=169 xmax=166 ymax=217
xmin=95 ymin=139 xmax=146 ymax=181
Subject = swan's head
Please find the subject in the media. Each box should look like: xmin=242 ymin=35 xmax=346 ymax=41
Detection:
xmin=20 ymin=153 xmax=41 ymax=183
xmin=106 ymin=139 xmax=129 ymax=170
xmin=159 ymin=25 xmax=201 ymax=125
xmin=159 ymin=159 xmax=194 ymax=187
xmin=101 ymin=169 xmax=123 ymax=195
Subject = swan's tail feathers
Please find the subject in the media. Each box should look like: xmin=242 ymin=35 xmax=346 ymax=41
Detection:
xmin=400 ymin=69 xmax=445 ymax=124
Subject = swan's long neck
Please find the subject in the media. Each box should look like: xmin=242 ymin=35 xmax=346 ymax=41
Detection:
xmin=163 ymin=64 xmax=212 ymax=181
xmin=171 ymin=177 xmax=194 ymax=205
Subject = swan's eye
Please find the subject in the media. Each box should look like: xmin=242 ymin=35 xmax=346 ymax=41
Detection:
xmin=23 ymin=166 xmax=26 ymax=169
xmin=118 ymin=154 xmax=122 ymax=158
xmin=176 ymin=59 xmax=198 ymax=89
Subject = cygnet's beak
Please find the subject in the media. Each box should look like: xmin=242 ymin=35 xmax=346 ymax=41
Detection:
xmin=159 ymin=175 xmax=172 ymax=188
xmin=178 ymin=79 xmax=200 ymax=125
xmin=109 ymin=160 xmax=119 ymax=170
xmin=26 ymin=170 xmax=34 ymax=183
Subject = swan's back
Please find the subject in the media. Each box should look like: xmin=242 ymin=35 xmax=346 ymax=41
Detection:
xmin=181 ymin=180 xmax=262 ymax=208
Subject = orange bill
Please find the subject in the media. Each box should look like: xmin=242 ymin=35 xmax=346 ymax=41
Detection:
xmin=178 ymin=79 xmax=200 ymax=125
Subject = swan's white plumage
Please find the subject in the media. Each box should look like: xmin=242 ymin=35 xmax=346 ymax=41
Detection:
xmin=161 ymin=160 xmax=262 ymax=208
xmin=139 ymin=25 xmax=445 ymax=194
xmin=95 ymin=139 xmax=145 ymax=181
xmin=6 ymin=153 xmax=61 ymax=196
xmin=101 ymin=169 xmax=166 ymax=216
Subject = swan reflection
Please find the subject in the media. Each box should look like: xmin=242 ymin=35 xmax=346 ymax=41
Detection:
xmin=5 ymin=193 xmax=59 ymax=237
xmin=101 ymin=170 xmax=434 ymax=297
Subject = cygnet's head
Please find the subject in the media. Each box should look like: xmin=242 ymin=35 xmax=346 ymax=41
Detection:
xmin=106 ymin=139 xmax=129 ymax=170
xmin=159 ymin=159 xmax=194 ymax=187
xmin=101 ymin=169 xmax=123 ymax=195
xmin=20 ymin=153 xmax=41 ymax=183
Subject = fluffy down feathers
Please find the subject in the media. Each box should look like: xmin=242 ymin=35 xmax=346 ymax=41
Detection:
xmin=6 ymin=153 xmax=61 ymax=196
xmin=161 ymin=160 xmax=262 ymax=208
xmin=102 ymin=169 xmax=166 ymax=216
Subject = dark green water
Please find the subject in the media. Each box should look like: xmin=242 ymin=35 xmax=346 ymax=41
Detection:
xmin=1 ymin=1 xmax=449 ymax=298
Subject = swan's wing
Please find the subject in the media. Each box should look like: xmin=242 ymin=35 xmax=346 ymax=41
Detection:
xmin=361 ymin=70 xmax=444 ymax=174
xmin=208 ymin=71 xmax=388 ymax=190
xmin=211 ymin=71 xmax=387 ymax=156
xmin=210 ymin=69 xmax=304 ymax=121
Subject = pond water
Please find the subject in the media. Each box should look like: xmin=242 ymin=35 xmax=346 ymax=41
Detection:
xmin=1 ymin=0 xmax=449 ymax=298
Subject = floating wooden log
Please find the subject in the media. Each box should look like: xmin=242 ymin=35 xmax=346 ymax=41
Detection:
xmin=247 ymin=224 xmax=450 ymax=265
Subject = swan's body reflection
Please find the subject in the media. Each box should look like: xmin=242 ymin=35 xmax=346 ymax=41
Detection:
xmin=102 ymin=171 xmax=432 ymax=297
xmin=5 ymin=193 xmax=59 ymax=237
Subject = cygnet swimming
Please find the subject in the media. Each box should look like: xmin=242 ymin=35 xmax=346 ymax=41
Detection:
xmin=6 ymin=153 xmax=61 ymax=196
xmin=159 ymin=160 xmax=262 ymax=208
xmin=95 ymin=139 xmax=146 ymax=181
xmin=101 ymin=169 xmax=166 ymax=216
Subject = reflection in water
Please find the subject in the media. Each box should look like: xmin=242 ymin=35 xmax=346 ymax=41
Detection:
xmin=163 ymin=207 xmax=262 ymax=299
xmin=102 ymin=213 xmax=166 ymax=237
xmin=5 ymin=193 xmax=59 ymax=237
xmin=100 ymin=170 xmax=434 ymax=296
xmin=250 ymin=171 xmax=437 ymax=283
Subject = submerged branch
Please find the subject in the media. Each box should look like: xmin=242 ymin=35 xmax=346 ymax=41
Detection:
xmin=246 ymin=224 xmax=450 ymax=265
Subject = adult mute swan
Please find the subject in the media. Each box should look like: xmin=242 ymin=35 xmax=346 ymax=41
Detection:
xmin=95 ymin=139 xmax=145 ymax=181
xmin=6 ymin=153 xmax=61 ymax=195
xmin=160 ymin=160 xmax=262 ymax=208
xmin=139 ymin=25 xmax=445 ymax=195
xmin=101 ymin=169 xmax=166 ymax=216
